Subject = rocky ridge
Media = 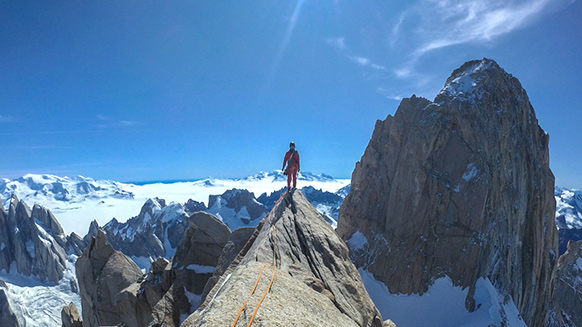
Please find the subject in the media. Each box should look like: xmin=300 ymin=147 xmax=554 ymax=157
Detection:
xmin=183 ymin=190 xmax=394 ymax=327
xmin=338 ymin=58 xmax=558 ymax=327
xmin=74 ymin=212 xmax=236 ymax=327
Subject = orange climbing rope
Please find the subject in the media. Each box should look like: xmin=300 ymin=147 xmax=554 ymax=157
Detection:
xmin=231 ymin=193 xmax=284 ymax=327
xmin=247 ymin=223 xmax=276 ymax=327
xmin=230 ymin=263 xmax=267 ymax=327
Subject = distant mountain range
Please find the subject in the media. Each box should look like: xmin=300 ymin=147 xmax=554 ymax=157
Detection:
xmin=0 ymin=171 xmax=349 ymax=236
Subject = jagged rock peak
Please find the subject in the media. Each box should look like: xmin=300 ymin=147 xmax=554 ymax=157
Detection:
xmin=556 ymin=240 xmax=582 ymax=326
xmin=338 ymin=58 xmax=556 ymax=327
xmin=435 ymin=58 xmax=525 ymax=105
xmin=0 ymin=198 xmax=68 ymax=283
xmin=75 ymin=229 xmax=143 ymax=327
xmin=183 ymin=191 xmax=393 ymax=327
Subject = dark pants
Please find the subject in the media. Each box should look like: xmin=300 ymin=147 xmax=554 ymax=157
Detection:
xmin=287 ymin=166 xmax=297 ymax=189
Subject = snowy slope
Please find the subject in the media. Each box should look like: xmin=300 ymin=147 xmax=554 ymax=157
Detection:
xmin=0 ymin=171 xmax=349 ymax=236
xmin=359 ymin=268 xmax=527 ymax=327
xmin=0 ymin=255 xmax=80 ymax=327
xmin=555 ymin=187 xmax=582 ymax=254
xmin=556 ymin=187 xmax=582 ymax=230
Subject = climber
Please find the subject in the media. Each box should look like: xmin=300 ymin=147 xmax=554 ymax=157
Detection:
xmin=282 ymin=142 xmax=300 ymax=191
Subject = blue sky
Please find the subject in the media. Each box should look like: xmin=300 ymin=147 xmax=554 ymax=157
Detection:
xmin=1 ymin=0 xmax=581 ymax=187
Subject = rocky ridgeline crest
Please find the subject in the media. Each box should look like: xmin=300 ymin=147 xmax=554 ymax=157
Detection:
xmin=184 ymin=191 xmax=394 ymax=327
xmin=338 ymin=58 xmax=558 ymax=327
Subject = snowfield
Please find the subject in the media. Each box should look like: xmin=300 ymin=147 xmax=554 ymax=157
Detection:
xmin=0 ymin=256 xmax=81 ymax=327
xmin=359 ymin=268 xmax=527 ymax=327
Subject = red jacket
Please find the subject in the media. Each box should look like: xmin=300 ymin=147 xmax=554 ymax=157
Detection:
xmin=283 ymin=150 xmax=300 ymax=171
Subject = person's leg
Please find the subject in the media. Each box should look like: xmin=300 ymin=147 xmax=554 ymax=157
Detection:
xmin=287 ymin=170 xmax=292 ymax=190
xmin=292 ymin=168 xmax=297 ymax=188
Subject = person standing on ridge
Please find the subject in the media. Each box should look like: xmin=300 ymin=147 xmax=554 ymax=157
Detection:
xmin=282 ymin=142 xmax=300 ymax=191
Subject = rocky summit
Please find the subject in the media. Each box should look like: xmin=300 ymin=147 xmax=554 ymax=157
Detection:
xmin=338 ymin=58 xmax=558 ymax=327
xmin=183 ymin=190 xmax=394 ymax=327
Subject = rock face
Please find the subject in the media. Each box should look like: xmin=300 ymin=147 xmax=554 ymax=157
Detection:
xmin=75 ymin=229 xmax=143 ymax=327
xmin=0 ymin=288 xmax=20 ymax=327
xmin=61 ymin=302 xmax=83 ymax=327
xmin=337 ymin=58 xmax=558 ymax=327
xmin=200 ymin=226 xmax=255 ymax=304
xmin=183 ymin=191 xmax=392 ymax=327
xmin=556 ymin=241 xmax=582 ymax=326
xmin=149 ymin=212 xmax=231 ymax=327
xmin=76 ymin=212 xmax=233 ymax=327
xmin=207 ymin=189 xmax=267 ymax=229
xmin=0 ymin=195 xmax=69 ymax=283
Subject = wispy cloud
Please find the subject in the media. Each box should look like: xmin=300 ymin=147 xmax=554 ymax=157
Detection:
xmin=396 ymin=0 xmax=567 ymax=58
xmin=348 ymin=56 xmax=387 ymax=71
xmin=326 ymin=37 xmax=387 ymax=71
xmin=96 ymin=114 xmax=144 ymax=128
xmin=376 ymin=87 xmax=405 ymax=101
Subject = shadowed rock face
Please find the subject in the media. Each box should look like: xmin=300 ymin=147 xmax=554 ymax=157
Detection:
xmin=0 ymin=288 xmax=20 ymax=327
xmin=337 ymin=58 xmax=558 ymax=327
xmin=149 ymin=212 xmax=232 ymax=327
xmin=75 ymin=230 xmax=143 ymax=327
xmin=556 ymin=241 xmax=582 ymax=326
xmin=182 ymin=191 xmax=394 ymax=327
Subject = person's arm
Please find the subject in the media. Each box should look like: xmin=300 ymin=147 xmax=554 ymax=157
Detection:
xmin=282 ymin=152 xmax=289 ymax=170
xmin=296 ymin=152 xmax=300 ymax=171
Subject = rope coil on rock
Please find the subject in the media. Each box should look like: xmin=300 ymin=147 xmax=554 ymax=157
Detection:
xmin=231 ymin=193 xmax=284 ymax=327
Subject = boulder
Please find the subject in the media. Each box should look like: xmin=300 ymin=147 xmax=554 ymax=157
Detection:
xmin=61 ymin=302 xmax=83 ymax=327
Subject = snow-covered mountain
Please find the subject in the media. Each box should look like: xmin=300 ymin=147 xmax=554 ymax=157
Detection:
xmin=555 ymin=187 xmax=582 ymax=254
xmin=0 ymin=174 xmax=134 ymax=205
xmin=0 ymin=172 xmax=349 ymax=236
xmin=0 ymin=197 xmax=80 ymax=327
